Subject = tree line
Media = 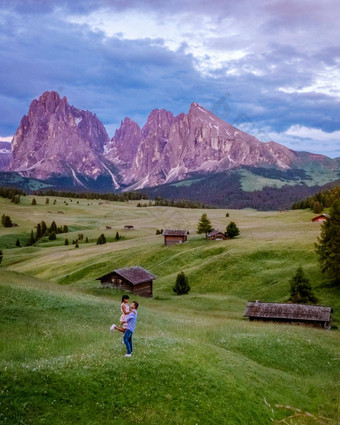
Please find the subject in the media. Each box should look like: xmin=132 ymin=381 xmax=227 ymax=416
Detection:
xmin=291 ymin=184 xmax=340 ymax=212
xmin=34 ymin=189 xmax=147 ymax=202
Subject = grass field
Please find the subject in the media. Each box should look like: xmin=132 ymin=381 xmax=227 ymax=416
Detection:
xmin=0 ymin=195 xmax=339 ymax=424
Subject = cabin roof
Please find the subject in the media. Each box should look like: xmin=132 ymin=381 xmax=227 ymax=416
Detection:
xmin=97 ymin=266 xmax=156 ymax=285
xmin=244 ymin=301 xmax=332 ymax=322
xmin=163 ymin=229 xmax=188 ymax=236
xmin=312 ymin=214 xmax=330 ymax=221
xmin=207 ymin=230 xmax=224 ymax=237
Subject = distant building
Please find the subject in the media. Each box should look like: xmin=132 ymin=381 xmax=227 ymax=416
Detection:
xmin=207 ymin=230 xmax=226 ymax=240
xmin=244 ymin=301 xmax=333 ymax=329
xmin=105 ymin=226 xmax=112 ymax=230
xmin=163 ymin=229 xmax=188 ymax=246
xmin=124 ymin=225 xmax=134 ymax=230
xmin=312 ymin=214 xmax=330 ymax=222
xmin=97 ymin=266 xmax=156 ymax=298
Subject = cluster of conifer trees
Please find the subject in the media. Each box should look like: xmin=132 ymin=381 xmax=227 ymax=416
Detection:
xmin=26 ymin=221 xmax=69 ymax=246
xmin=291 ymin=185 xmax=340 ymax=211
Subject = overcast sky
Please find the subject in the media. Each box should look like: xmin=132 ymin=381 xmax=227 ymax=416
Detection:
xmin=0 ymin=0 xmax=339 ymax=157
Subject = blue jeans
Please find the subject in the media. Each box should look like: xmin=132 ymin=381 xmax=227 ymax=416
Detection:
xmin=124 ymin=330 xmax=133 ymax=354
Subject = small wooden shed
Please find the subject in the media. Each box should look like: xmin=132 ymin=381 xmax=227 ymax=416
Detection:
xmin=207 ymin=230 xmax=226 ymax=240
xmin=312 ymin=214 xmax=330 ymax=222
xmin=163 ymin=229 xmax=188 ymax=246
xmin=97 ymin=266 xmax=156 ymax=298
xmin=244 ymin=301 xmax=333 ymax=329
xmin=124 ymin=225 xmax=134 ymax=230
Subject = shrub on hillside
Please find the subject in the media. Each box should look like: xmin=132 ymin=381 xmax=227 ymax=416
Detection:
xmin=289 ymin=266 xmax=317 ymax=304
xmin=1 ymin=214 xmax=12 ymax=227
xmin=173 ymin=272 xmax=191 ymax=295
xmin=0 ymin=249 xmax=3 ymax=265
xmin=96 ymin=234 xmax=106 ymax=245
xmin=226 ymin=221 xmax=240 ymax=238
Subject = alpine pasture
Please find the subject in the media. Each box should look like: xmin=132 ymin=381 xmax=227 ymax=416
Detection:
xmin=0 ymin=195 xmax=339 ymax=425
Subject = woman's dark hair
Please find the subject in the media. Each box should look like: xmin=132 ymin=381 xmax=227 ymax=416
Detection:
xmin=121 ymin=294 xmax=130 ymax=302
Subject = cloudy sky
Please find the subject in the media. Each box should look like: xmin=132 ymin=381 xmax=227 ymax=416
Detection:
xmin=0 ymin=0 xmax=339 ymax=157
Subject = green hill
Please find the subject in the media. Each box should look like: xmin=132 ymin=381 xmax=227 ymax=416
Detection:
xmin=0 ymin=195 xmax=339 ymax=424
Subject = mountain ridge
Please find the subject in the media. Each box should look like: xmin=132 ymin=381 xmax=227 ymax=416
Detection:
xmin=4 ymin=91 xmax=340 ymax=200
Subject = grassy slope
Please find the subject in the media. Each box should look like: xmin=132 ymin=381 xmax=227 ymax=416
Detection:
xmin=0 ymin=195 xmax=339 ymax=425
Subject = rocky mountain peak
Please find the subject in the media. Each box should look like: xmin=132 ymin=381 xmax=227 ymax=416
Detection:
xmin=9 ymin=92 xmax=113 ymax=183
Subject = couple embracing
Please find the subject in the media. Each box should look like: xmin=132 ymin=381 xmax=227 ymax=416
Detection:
xmin=111 ymin=295 xmax=139 ymax=357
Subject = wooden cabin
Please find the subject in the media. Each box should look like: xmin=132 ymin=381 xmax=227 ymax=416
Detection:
xmin=105 ymin=226 xmax=112 ymax=230
xmin=124 ymin=225 xmax=134 ymax=230
xmin=207 ymin=230 xmax=226 ymax=240
xmin=163 ymin=229 xmax=188 ymax=246
xmin=97 ymin=266 xmax=156 ymax=298
xmin=312 ymin=214 xmax=330 ymax=222
xmin=244 ymin=301 xmax=333 ymax=329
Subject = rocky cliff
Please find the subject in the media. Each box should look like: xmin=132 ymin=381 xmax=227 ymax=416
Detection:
xmin=8 ymin=92 xmax=339 ymax=191
xmin=0 ymin=141 xmax=12 ymax=171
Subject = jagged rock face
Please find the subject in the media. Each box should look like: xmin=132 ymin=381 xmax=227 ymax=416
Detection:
xmin=0 ymin=141 xmax=12 ymax=171
xmin=8 ymin=92 xmax=338 ymax=191
xmin=124 ymin=103 xmax=298 ymax=189
xmin=104 ymin=117 xmax=141 ymax=174
xmin=9 ymin=91 xmax=110 ymax=180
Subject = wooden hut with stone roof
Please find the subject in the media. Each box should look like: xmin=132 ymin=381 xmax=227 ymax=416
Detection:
xmin=244 ymin=301 xmax=333 ymax=329
xmin=97 ymin=266 xmax=156 ymax=298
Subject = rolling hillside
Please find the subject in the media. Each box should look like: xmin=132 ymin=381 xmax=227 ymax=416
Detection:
xmin=0 ymin=195 xmax=339 ymax=424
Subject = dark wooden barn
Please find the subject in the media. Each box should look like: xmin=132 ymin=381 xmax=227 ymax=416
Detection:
xmin=163 ymin=229 xmax=188 ymax=246
xmin=124 ymin=225 xmax=134 ymax=230
xmin=97 ymin=266 xmax=156 ymax=298
xmin=207 ymin=230 xmax=226 ymax=240
xmin=244 ymin=301 xmax=333 ymax=329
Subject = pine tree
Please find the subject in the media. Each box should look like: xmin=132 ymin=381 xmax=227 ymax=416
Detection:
xmin=226 ymin=212 xmax=229 ymax=217
xmin=64 ymin=238 xmax=69 ymax=246
xmin=75 ymin=242 xmax=79 ymax=248
xmin=27 ymin=230 xmax=35 ymax=246
xmin=16 ymin=239 xmax=21 ymax=247
xmin=35 ymin=223 xmax=42 ymax=241
xmin=0 ymin=249 xmax=3 ymax=265
xmin=53 ymin=199 xmax=57 ymax=205
xmin=45 ymin=198 xmax=49 ymax=205
xmin=1 ymin=214 xmax=5 ymax=226
xmin=85 ymin=237 xmax=89 ymax=243
xmin=197 ymin=213 xmax=213 ymax=236
xmin=41 ymin=221 xmax=47 ymax=236
xmin=289 ymin=266 xmax=317 ymax=303
xmin=32 ymin=198 xmax=37 ymax=205
xmin=313 ymin=201 xmax=323 ymax=214
xmin=315 ymin=200 xmax=340 ymax=283
xmin=115 ymin=231 xmax=120 ymax=241
xmin=49 ymin=221 xmax=57 ymax=233
xmin=226 ymin=221 xmax=240 ymax=238
xmin=63 ymin=225 xmax=68 ymax=233
xmin=48 ymin=231 xmax=56 ymax=241
xmin=173 ymin=272 xmax=191 ymax=295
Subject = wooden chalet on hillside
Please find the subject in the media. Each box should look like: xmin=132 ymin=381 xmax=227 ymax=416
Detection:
xmin=97 ymin=266 xmax=156 ymax=298
xmin=163 ymin=229 xmax=188 ymax=246
xmin=312 ymin=214 xmax=330 ymax=222
xmin=244 ymin=301 xmax=333 ymax=329
xmin=207 ymin=230 xmax=226 ymax=240
xmin=124 ymin=225 xmax=134 ymax=230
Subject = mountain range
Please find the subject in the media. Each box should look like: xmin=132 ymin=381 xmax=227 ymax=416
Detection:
xmin=1 ymin=91 xmax=339 ymax=208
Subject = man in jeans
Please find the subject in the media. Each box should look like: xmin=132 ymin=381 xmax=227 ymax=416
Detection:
xmin=111 ymin=301 xmax=139 ymax=357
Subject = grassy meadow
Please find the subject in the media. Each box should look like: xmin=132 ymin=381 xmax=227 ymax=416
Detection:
xmin=0 ymin=194 xmax=339 ymax=425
